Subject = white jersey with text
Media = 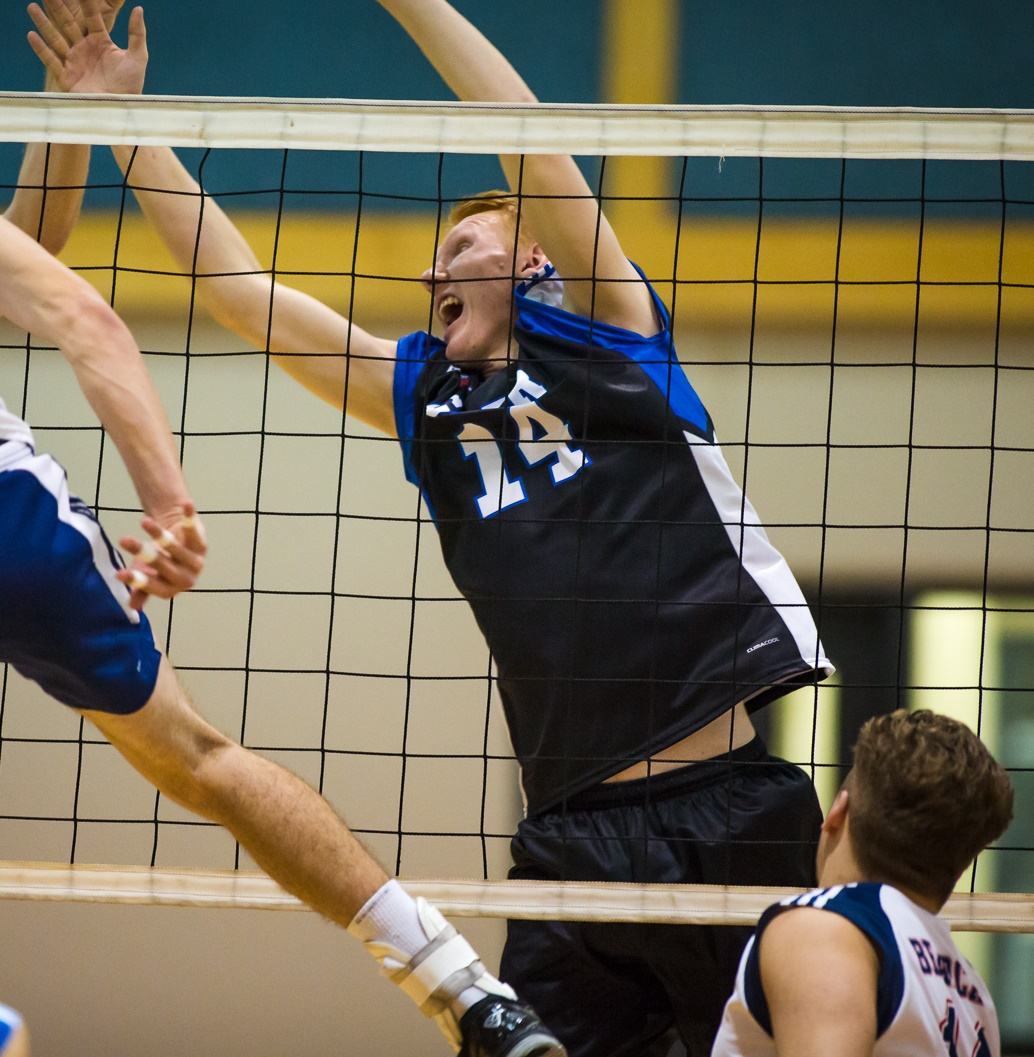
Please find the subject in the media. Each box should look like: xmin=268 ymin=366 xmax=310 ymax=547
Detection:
xmin=711 ymin=882 xmax=999 ymax=1057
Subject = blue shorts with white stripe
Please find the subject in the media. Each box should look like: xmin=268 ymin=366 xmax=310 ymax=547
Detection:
xmin=0 ymin=444 xmax=161 ymax=714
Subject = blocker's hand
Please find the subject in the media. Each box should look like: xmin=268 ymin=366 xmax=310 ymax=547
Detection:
xmin=117 ymin=502 xmax=208 ymax=610
xmin=43 ymin=0 xmax=127 ymax=34
xmin=28 ymin=0 xmax=147 ymax=96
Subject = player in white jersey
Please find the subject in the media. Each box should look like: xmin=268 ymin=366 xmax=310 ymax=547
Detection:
xmin=711 ymin=709 xmax=1013 ymax=1057
xmin=0 ymin=6 xmax=566 ymax=1054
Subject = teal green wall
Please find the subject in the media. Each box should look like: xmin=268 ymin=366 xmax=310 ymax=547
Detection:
xmin=677 ymin=0 xmax=1033 ymax=107
xmin=2 ymin=1 xmax=1031 ymax=212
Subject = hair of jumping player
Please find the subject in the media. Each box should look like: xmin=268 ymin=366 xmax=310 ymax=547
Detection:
xmin=846 ymin=709 xmax=1014 ymax=905
xmin=446 ymin=190 xmax=538 ymax=250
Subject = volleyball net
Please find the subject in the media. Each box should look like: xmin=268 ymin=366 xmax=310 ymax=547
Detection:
xmin=0 ymin=95 xmax=1032 ymax=936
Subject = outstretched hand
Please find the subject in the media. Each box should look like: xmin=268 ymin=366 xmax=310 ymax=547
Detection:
xmin=45 ymin=0 xmax=128 ymax=33
xmin=117 ymin=502 xmax=208 ymax=610
xmin=28 ymin=0 xmax=147 ymax=95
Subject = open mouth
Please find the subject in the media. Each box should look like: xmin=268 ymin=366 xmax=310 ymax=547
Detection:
xmin=438 ymin=295 xmax=464 ymax=328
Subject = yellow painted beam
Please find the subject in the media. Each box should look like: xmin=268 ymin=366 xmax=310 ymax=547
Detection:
xmin=60 ymin=210 xmax=1034 ymax=332
xmin=604 ymin=0 xmax=679 ymax=106
xmin=602 ymin=0 xmax=679 ymax=225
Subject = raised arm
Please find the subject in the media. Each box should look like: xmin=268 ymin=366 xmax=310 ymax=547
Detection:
xmin=377 ymin=0 xmax=658 ymax=336
xmin=7 ymin=0 xmax=137 ymax=251
xmin=3 ymin=0 xmax=124 ymax=250
xmin=111 ymin=145 xmax=398 ymax=433
xmin=0 ymin=216 xmax=204 ymax=602
xmin=29 ymin=0 xmax=398 ymax=435
xmin=3 ymin=121 xmax=88 ymax=255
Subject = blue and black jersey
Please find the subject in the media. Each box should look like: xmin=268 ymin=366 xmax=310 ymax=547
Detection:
xmin=394 ymin=272 xmax=832 ymax=815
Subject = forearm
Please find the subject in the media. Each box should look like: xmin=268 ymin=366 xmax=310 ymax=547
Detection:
xmin=379 ymin=0 xmax=590 ymax=221
xmin=111 ymin=142 xmax=278 ymax=344
xmin=0 ymin=219 xmax=189 ymax=522
xmin=3 ymin=76 xmax=91 ymax=253
xmin=378 ymin=0 xmax=537 ymax=104
xmin=113 ymin=143 xmax=398 ymax=432
xmin=67 ymin=298 xmax=190 ymax=523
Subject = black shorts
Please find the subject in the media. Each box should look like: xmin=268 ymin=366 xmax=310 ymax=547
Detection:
xmin=499 ymin=737 xmax=822 ymax=1057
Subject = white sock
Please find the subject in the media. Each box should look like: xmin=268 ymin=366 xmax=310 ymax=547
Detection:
xmin=349 ymin=879 xmax=430 ymax=953
xmin=348 ymin=880 xmax=515 ymax=1049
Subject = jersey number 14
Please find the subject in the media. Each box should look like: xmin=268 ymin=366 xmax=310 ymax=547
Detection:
xmin=457 ymin=370 xmax=590 ymax=518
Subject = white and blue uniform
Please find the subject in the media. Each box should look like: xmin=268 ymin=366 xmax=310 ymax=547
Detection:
xmin=0 ymin=1003 xmax=23 ymax=1055
xmin=712 ymin=883 xmax=1000 ymax=1057
xmin=0 ymin=394 xmax=160 ymax=714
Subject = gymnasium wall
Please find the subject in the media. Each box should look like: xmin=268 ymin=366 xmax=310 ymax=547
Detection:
xmin=3 ymin=0 xmax=1033 ymax=208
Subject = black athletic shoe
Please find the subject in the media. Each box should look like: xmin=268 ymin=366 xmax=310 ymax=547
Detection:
xmin=458 ymin=996 xmax=567 ymax=1057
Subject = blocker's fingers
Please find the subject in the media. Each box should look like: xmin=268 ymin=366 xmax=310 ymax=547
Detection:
xmin=121 ymin=531 xmax=163 ymax=563
xmin=138 ymin=518 xmax=178 ymax=553
xmin=115 ymin=566 xmax=152 ymax=611
xmin=136 ymin=541 xmax=174 ymax=566
xmin=178 ymin=502 xmax=207 ymax=554
xmin=37 ymin=0 xmax=83 ymax=45
xmin=81 ymin=0 xmax=107 ymax=35
xmin=127 ymin=569 xmax=149 ymax=592
xmin=27 ymin=4 xmax=72 ymax=58
xmin=27 ymin=31 xmax=63 ymax=74
xmin=131 ymin=516 xmax=204 ymax=584
xmin=135 ymin=538 xmax=160 ymax=565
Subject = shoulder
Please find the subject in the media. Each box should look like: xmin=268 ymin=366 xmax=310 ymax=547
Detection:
xmin=396 ymin=330 xmax=445 ymax=366
xmin=394 ymin=330 xmax=447 ymax=396
xmin=760 ymin=884 xmax=901 ymax=980
xmin=752 ymin=885 xmax=906 ymax=1040
xmin=517 ymin=262 xmax=670 ymax=341
xmin=762 ymin=899 xmax=879 ymax=961
xmin=760 ymin=884 xmax=887 ymax=960
xmin=770 ymin=883 xmax=893 ymax=931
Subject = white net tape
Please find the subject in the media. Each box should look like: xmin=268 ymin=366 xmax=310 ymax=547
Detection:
xmin=1 ymin=93 xmax=1033 ymax=159
xmin=1 ymin=862 xmax=1030 ymax=932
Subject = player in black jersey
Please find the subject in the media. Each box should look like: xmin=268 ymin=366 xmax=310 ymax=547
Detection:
xmin=42 ymin=1 xmax=835 ymax=1054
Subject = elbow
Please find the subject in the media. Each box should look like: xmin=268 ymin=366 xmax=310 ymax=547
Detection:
xmin=58 ymin=281 xmax=132 ymax=358
xmin=34 ymin=206 xmax=80 ymax=257
xmin=206 ymin=292 xmax=251 ymax=336
xmin=2 ymin=201 xmax=79 ymax=258
xmin=203 ymin=276 xmax=275 ymax=349
xmin=37 ymin=220 xmax=75 ymax=258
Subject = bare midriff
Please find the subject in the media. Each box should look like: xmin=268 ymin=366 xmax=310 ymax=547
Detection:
xmin=603 ymin=702 xmax=756 ymax=783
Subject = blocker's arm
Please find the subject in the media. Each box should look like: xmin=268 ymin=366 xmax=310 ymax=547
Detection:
xmin=0 ymin=217 xmax=203 ymax=600
xmin=376 ymin=0 xmax=659 ymax=337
